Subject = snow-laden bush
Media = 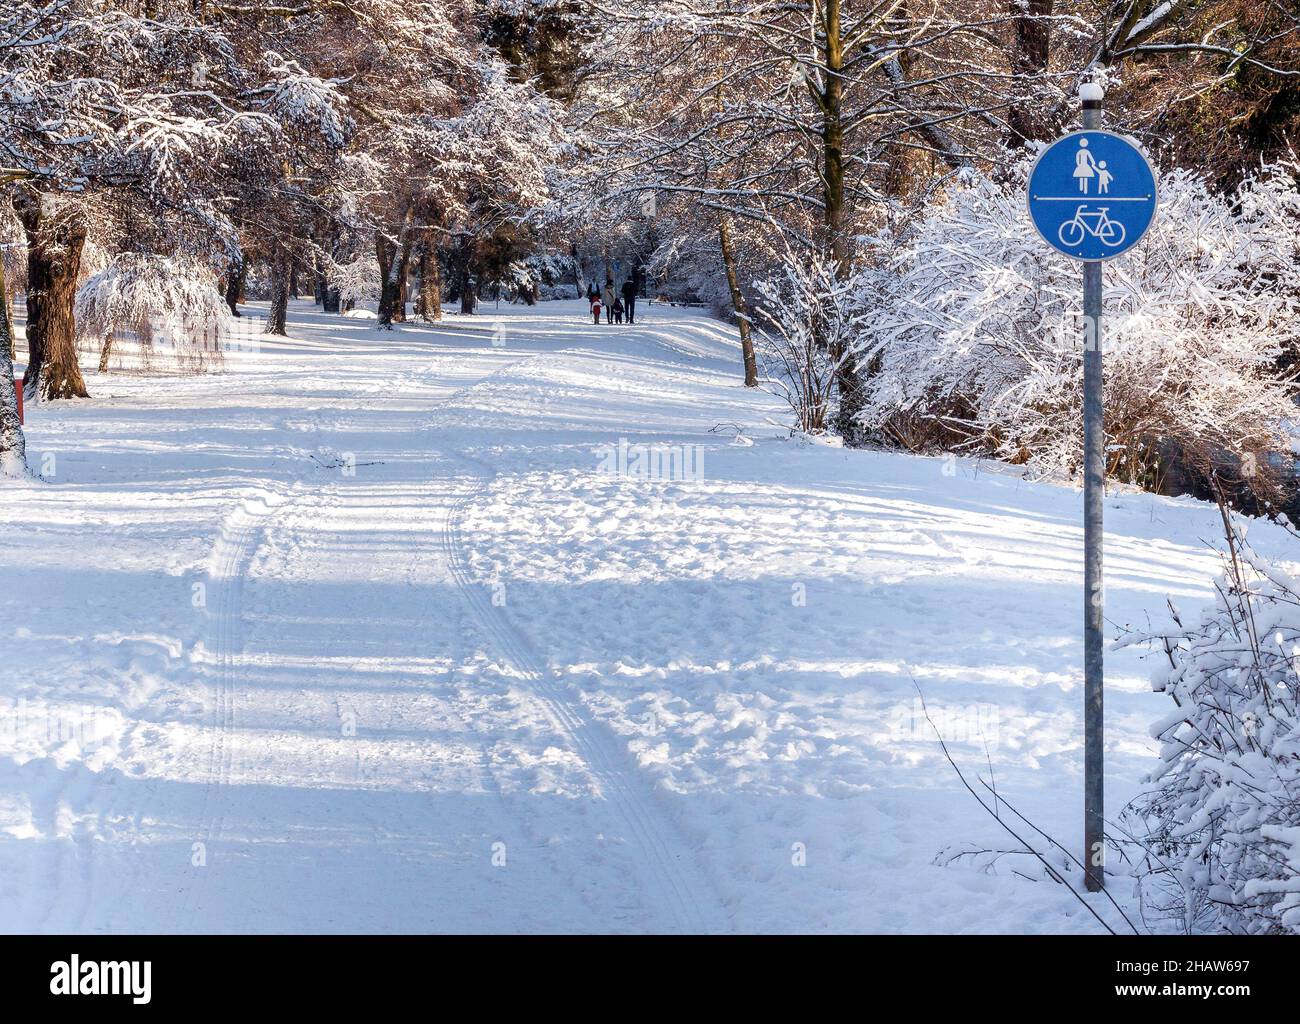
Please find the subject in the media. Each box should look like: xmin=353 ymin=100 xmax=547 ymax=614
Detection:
xmin=754 ymin=252 xmax=872 ymax=434
xmin=644 ymin=219 xmax=736 ymax=309
xmin=523 ymin=250 xmax=575 ymax=290
xmin=76 ymin=254 xmax=228 ymax=373
xmin=489 ymin=257 xmax=551 ymax=303
xmin=326 ymin=253 xmax=381 ymax=309
xmin=669 ymin=252 xmax=733 ymax=311
xmin=861 ymin=161 xmax=1300 ymax=493
xmin=541 ymin=282 xmax=579 ymax=301
xmin=1120 ymin=509 xmax=1300 ymax=934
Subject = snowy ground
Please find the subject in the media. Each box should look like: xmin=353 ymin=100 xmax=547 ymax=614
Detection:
xmin=0 ymin=297 xmax=1288 ymax=934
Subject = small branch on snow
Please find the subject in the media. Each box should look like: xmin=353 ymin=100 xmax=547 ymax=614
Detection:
xmin=909 ymin=672 xmax=1127 ymax=935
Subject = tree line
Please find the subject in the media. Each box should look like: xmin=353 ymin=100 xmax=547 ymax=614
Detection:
xmin=2 ymin=1 xmax=1298 ymax=504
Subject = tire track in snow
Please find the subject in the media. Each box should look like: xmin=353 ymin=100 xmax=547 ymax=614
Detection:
xmin=182 ymin=328 xmax=728 ymax=930
xmin=182 ymin=489 xmax=285 ymax=921
xmin=188 ymin=481 xmax=352 ymax=917
xmin=406 ymin=339 xmax=729 ymax=931
xmin=176 ymin=336 xmax=507 ymax=925
xmin=439 ymin=452 xmax=729 ymax=934
xmin=177 ymin=339 xmax=523 ymax=925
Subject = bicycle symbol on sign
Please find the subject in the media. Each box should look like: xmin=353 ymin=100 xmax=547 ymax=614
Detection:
xmin=1057 ymin=205 xmax=1126 ymax=248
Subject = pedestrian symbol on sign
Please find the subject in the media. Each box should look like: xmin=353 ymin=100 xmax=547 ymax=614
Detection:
xmin=1074 ymin=138 xmax=1094 ymax=192
xmin=1073 ymin=138 xmax=1118 ymax=195
xmin=1027 ymin=130 xmax=1157 ymax=262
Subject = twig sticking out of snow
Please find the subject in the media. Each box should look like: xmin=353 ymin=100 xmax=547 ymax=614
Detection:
xmin=910 ymin=672 xmax=1136 ymax=935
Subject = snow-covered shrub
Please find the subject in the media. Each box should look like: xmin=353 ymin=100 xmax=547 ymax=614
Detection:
xmin=754 ymin=252 xmax=872 ymax=435
xmin=491 ymin=258 xmax=545 ymax=303
xmin=523 ymin=250 xmax=575 ymax=294
xmin=1120 ymin=509 xmax=1300 ymax=934
xmin=326 ymin=253 xmax=380 ymax=309
xmin=541 ymin=282 xmax=579 ymax=301
xmin=644 ymin=221 xmax=733 ymax=308
xmin=862 ymin=161 xmax=1300 ymax=495
xmin=76 ymin=254 xmax=228 ymax=372
xmin=642 ymin=211 xmax=772 ymax=320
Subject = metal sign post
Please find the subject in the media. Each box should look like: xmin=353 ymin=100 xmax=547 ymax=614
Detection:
xmin=1026 ymin=84 xmax=1158 ymax=892
xmin=1080 ymin=88 xmax=1106 ymax=894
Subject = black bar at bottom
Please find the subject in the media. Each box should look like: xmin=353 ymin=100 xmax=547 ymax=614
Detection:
xmin=0 ymin=934 xmax=1284 ymax=1012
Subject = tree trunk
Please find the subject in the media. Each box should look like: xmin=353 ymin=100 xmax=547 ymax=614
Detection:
xmin=16 ymin=196 xmax=89 ymax=401
xmin=321 ymin=222 xmax=341 ymax=313
xmin=267 ymin=247 xmax=291 ymax=336
xmin=394 ymin=232 xmax=413 ymax=323
xmin=395 ymin=275 xmax=408 ymax=322
xmin=412 ymin=241 xmax=428 ymax=319
xmin=1007 ymin=0 xmax=1053 ymax=150
xmin=0 ymin=283 xmax=26 ymax=476
xmin=1 ymin=277 xmax=13 ymax=360
xmin=718 ymin=215 xmax=758 ymax=387
xmin=570 ymin=241 xmax=586 ymax=296
xmin=312 ymin=253 xmax=326 ymax=306
xmin=224 ymin=255 xmax=245 ymax=317
xmin=450 ymin=237 xmax=476 ymax=315
xmin=820 ymin=0 xmax=867 ymax=444
xmin=375 ymin=229 xmax=398 ymax=328
xmin=459 ymin=271 xmax=475 ymax=314
xmin=97 ymin=332 xmax=114 ymax=373
xmin=822 ymin=1 xmax=848 ymax=277
xmin=419 ymin=236 xmax=443 ymax=321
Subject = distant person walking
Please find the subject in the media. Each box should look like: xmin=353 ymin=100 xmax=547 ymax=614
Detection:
xmin=621 ymin=276 xmax=638 ymax=324
xmin=601 ymin=280 xmax=616 ymax=325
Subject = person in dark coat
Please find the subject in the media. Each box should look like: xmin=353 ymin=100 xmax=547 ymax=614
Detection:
xmin=621 ymin=276 xmax=638 ymax=324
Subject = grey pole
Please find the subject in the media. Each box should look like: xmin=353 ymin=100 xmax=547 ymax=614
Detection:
xmin=1080 ymin=82 xmax=1105 ymax=892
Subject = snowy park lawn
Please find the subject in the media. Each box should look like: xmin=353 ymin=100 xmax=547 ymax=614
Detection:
xmin=1 ymin=298 xmax=1288 ymax=934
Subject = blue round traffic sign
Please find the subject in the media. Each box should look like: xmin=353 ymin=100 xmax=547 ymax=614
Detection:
xmin=1027 ymin=131 xmax=1157 ymax=262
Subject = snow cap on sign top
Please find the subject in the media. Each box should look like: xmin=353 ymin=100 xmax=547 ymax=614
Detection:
xmin=1079 ymin=82 xmax=1104 ymax=102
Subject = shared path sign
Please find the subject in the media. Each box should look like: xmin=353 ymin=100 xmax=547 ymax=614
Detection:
xmin=1027 ymin=130 xmax=1157 ymax=262
xmin=1024 ymin=86 xmax=1159 ymax=894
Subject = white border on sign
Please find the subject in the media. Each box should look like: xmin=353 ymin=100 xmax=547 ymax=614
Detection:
xmin=1024 ymin=129 xmax=1160 ymax=264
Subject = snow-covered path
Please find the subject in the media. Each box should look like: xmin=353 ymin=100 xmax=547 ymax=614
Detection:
xmin=0 ymin=300 xmax=1285 ymax=933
